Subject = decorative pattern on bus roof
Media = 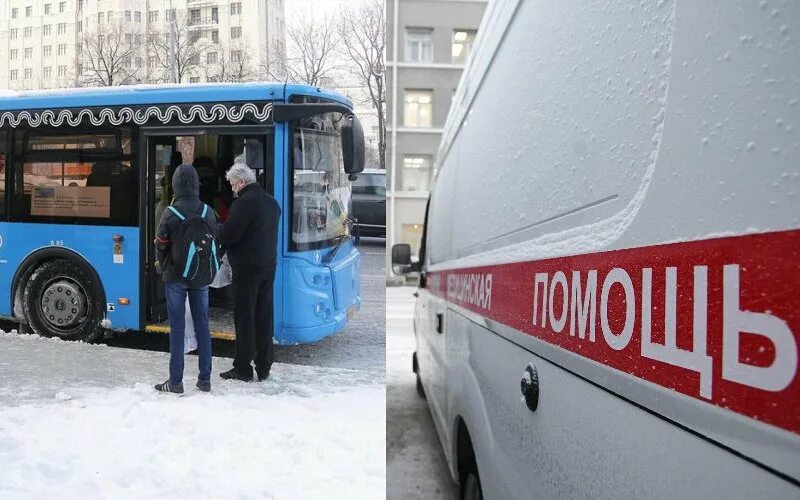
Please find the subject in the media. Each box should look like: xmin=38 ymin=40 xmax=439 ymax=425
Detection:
xmin=0 ymin=102 xmax=273 ymax=128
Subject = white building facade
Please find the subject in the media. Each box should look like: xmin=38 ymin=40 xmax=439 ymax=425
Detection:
xmin=0 ymin=0 xmax=284 ymax=89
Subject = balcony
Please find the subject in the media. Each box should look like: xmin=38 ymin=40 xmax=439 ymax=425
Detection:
xmin=188 ymin=16 xmax=218 ymax=27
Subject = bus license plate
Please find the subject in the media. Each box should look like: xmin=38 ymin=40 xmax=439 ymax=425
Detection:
xmin=348 ymin=305 xmax=356 ymax=319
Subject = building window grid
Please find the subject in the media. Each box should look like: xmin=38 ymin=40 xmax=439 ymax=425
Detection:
xmin=24 ymin=48 xmax=33 ymax=59
xmin=230 ymin=3 xmax=241 ymax=15
xmin=403 ymin=89 xmax=433 ymax=128
xmin=401 ymin=155 xmax=434 ymax=192
xmin=59 ymin=1 xmax=65 ymax=13
xmin=231 ymin=27 xmax=241 ymax=39
xmin=452 ymin=29 xmax=477 ymax=64
xmin=44 ymin=4 xmax=51 ymax=14
xmin=26 ymin=6 xmax=33 ymax=17
xmin=405 ymin=28 xmax=433 ymax=63
xmin=24 ymin=68 xmax=33 ymax=79
xmin=58 ymin=23 xmax=67 ymax=34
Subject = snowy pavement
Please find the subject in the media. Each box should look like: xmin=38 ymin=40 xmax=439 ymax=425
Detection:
xmin=386 ymin=286 xmax=457 ymax=500
xmin=0 ymin=240 xmax=388 ymax=499
xmin=0 ymin=332 xmax=385 ymax=499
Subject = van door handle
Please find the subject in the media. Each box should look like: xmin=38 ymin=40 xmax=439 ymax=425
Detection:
xmin=520 ymin=364 xmax=539 ymax=412
xmin=436 ymin=313 xmax=444 ymax=334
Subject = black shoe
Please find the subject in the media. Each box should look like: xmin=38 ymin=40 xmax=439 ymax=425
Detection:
xmin=256 ymin=370 xmax=270 ymax=382
xmin=154 ymin=380 xmax=184 ymax=394
xmin=220 ymin=368 xmax=253 ymax=382
xmin=196 ymin=380 xmax=211 ymax=392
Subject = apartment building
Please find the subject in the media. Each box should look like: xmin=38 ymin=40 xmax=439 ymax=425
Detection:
xmin=386 ymin=0 xmax=486 ymax=275
xmin=0 ymin=0 xmax=284 ymax=89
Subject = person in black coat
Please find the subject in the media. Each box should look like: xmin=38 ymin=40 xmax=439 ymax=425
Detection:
xmin=216 ymin=162 xmax=281 ymax=381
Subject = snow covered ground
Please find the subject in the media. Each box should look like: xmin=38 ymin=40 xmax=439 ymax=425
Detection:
xmin=386 ymin=286 xmax=457 ymax=499
xmin=0 ymin=331 xmax=384 ymax=499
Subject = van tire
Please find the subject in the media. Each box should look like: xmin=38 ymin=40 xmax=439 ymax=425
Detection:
xmin=22 ymin=259 xmax=104 ymax=343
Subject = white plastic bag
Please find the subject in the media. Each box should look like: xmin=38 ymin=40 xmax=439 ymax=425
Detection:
xmin=210 ymin=254 xmax=232 ymax=289
xmin=183 ymin=296 xmax=197 ymax=353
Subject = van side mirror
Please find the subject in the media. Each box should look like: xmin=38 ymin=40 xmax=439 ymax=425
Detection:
xmin=392 ymin=243 xmax=419 ymax=275
xmin=342 ymin=114 xmax=365 ymax=175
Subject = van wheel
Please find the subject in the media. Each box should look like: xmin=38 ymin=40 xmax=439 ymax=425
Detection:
xmin=23 ymin=259 xmax=104 ymax=343
xmin=416 ymin=372 xmax=426 ymax=399
xmin=462 ymin=472 xmax=482 ymax=500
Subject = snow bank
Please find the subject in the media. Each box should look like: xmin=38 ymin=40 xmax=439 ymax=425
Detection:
xmin=0 ymin=332 xmax=385 ymax=499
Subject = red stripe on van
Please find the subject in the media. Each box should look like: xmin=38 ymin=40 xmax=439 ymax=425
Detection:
xmin=426 ymin=229 xmax=800 ymax=436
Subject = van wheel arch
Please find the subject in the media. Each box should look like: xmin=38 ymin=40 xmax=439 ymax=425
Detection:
xmin=12 ymin=249 xmax=107 ymax=331
xmin=455 ymin=418 xmax=482 ymax=500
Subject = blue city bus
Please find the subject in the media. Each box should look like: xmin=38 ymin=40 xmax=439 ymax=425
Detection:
xmin=0 ymin=83 xmax=365 ymax=344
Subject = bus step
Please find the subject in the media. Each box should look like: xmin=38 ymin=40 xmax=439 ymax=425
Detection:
xmin=145 ymin=324 xmax=236 ymax=341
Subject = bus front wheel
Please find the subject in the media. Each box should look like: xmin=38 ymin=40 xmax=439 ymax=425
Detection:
xmin=23 ymin=259 xmax=104 ymax=343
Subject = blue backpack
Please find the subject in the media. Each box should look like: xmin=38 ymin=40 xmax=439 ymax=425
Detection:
xmin=168 ymin=204 xmax=221 ymax=287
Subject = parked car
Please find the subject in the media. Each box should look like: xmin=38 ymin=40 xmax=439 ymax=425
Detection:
xmin=393 ymin=0 xmax=800 ymax=499
xmin=351 ymin=168 xmax=386 ymax=241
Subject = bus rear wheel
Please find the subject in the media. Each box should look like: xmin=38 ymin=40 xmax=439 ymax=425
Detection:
xmin=23 ymin=259 xmax=104 ymax=343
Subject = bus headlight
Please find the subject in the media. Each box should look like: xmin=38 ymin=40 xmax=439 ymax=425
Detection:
xmin=314 ymin=303 xmax=325 ymax=317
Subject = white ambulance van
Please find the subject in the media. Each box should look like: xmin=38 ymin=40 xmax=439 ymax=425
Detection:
xmin=392 ymin=0 xmax=800 ymax=498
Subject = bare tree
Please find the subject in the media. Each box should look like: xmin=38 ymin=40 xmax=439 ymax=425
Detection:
xmin=78 ymin=22 xmax=142 ymax=86
xmin=148 ymin=14 xmax=205 ymax=83
xmin=279 ymin=12 xmax=340 ymax=86
xmin=208 ymin=41 xmax=256 ymax=83
xmin=338 ymin=0 xmax=386 ymax=169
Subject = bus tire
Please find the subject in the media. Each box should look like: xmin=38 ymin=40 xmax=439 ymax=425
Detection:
xmin=23 ymin=259 xmax=104 ymax=343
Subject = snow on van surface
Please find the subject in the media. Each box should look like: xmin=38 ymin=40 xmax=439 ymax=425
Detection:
xmin=0 ymin=331 xmax=385 ymax=499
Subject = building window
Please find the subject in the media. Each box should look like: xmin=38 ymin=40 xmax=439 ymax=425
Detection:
xmin=207 ymin=52 xmax=218 ymax=64
xmin=43 ymin=46 xmax=52 ymax=56
xmin=135 ymin=57 xmax=142 ymax=68
xmin=148 ymin=56 xmax=156 ymax=68
xmin=77 ymin=21 xmax=82 ymax=32
xmin=98 ymin=12 xmax=103 ymax=23
xmin=189 ymin=77 xmax=200 ymax=83
xmin=43 ymin=67 xmax=52 ymax=77
xmin=403 ymin=90 xmax=433 ymax=128
xmin=107 ymin=11 xmax=113 ymax=22
xmin=148 ymin=11 xmax=158 ymax=23
xmin=10 ymin=50 xmax=18 ymax=60
xmin=231 ymin=27 xmax=241 ymax=39
xmin=230 ymin=3 xmax=241 ymax=15
xmin=405 ymin=28 xmax=433 ymax=63
xmin=59 ymin=1 xmax=65 ymax=12
xmin=24 ymin=68 xmax=33 ymax=79
xmin=44 ymin=4 xmax=51 ymax=14
xmin=125 ymin=34 xmax=132 ymax=44
xmin=231 ymin=50 xmax=242 ymax=62
xmin=11 ymin=8 xmax=18 ymax=18
xmin=58 ymin=23 xmax=66 ymax=34
xmin=211 ymin=7 xmax=218 ymax=21
xmin=24 ymin=48 xmax=33 ymax=59
xmin=134 ymin=11 xmax=141 ymax=23
xmin=78 ymin=0 xmax=84 ymax=11
xmin=402 ymin=155 xmax=433 ymax=191
xmin=58 ymin=65 xmax=67 ymax=76
xmin=26 ymin=6 xmax=33 ymax=16
xmin=58 ymin=44 xmax=66 ymax=55
xmin=10 ymin=70 xmax=18 ymax=81
xmin=452 ymin=29 xmax=477 ymax=64
xmin=43 ymin=24 xmax=51 ymax=35
xmin=24 ymin=27 xmax=33 ymax=38
xmin=211 ymin=30 xmax=219 ymax=43
xmin=167 ymin=9 xmax=176 ymax=21
xmin=10 ymin=29 xmax=18 ymax=39
xmin=189 ymin=31 xmax=201 ymax=43
xmin=401 ymin=224 xmax=424 ymax=258
xmin=125 ymin=10 xmax=131 ymax=22
xmin=189 ymin=9 xmax=200 ymax=24
xmin=135 ymin=34 xmax=143 ymax=45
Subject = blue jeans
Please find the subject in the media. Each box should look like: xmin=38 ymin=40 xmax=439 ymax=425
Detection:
xmin=165 ymin=281 xmax=212 ymax=385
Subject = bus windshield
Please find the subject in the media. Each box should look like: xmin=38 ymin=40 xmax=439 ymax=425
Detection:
xmin=291 ymin=111 xmax=352 ymax=250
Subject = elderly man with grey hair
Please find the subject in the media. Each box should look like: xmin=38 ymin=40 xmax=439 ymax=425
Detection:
xmin=216 ymin=161 xmax=281 ymax=382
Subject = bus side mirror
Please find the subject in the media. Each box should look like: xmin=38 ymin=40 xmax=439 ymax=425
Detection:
xmin=342 ymin=114 xmax=366 ymax=175
xmin=392 ymin=243 xmax=418 ymax=274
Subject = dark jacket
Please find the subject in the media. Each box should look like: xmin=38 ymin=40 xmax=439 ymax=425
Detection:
xmin=155 ymin=164 xmax=218 ymax=283
xmin=216 ymin=182 xmax=281 ymax=269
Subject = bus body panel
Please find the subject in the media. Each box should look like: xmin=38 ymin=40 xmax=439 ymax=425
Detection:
xmin=415 ymin=0 xmax=800 ymax=495
xmin=1 ymin=83 xmax=361 ymax=345
xmin=0 ymin=223 xmax=140 ymax=330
